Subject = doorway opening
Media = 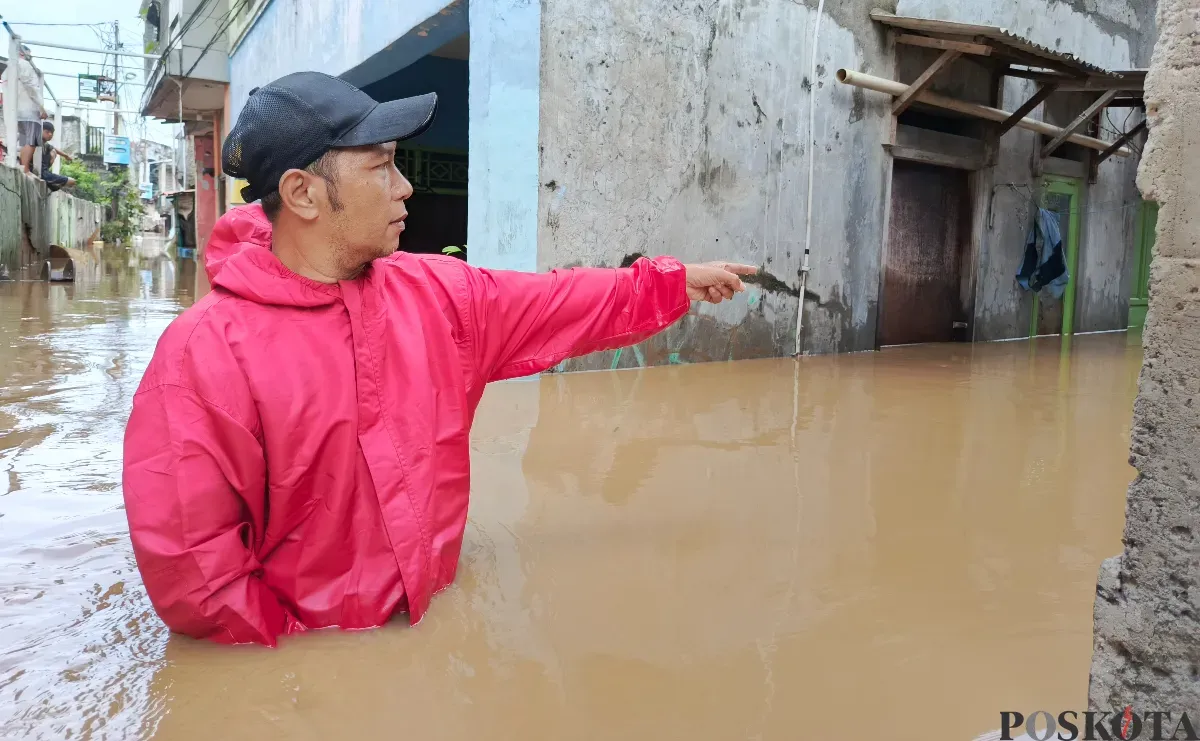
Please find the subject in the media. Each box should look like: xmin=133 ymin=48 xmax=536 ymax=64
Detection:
xmin=1028 ymin=176 xmax=1083 ymax=338
xmin=1128 ymin=200 xmax=1157 ymax=330
xmin=879 ymin=160 xmax=974 ymax=347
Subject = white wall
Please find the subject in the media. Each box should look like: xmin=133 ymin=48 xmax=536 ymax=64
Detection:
xmin=468 ymin=0 xmax=541 ymax=272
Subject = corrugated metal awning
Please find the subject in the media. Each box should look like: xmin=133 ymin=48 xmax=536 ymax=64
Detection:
xmin=870 ymin=9 xmax=1119 ymax=78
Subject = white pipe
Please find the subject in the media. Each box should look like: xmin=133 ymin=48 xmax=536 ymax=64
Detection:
xmin=4 ymin=33 xmax=20 ymax=167
xmin=795 ymin=0 xmax=825 ymax=357
xmin=21 ymin=38 xmax=160 ymax=61
xmin=836 ymin=69 xmax=1132 ymax=156
xmin=175 ymin=77 xmax=186 ymax=188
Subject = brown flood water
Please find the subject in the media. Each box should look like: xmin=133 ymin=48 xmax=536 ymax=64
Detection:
xmin=1 ymin=248 xmax=1141 ymax=740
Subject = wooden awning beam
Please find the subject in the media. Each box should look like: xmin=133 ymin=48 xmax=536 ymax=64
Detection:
xmin=893 ymin=48 xmax=962 ymax=115
xmin=1004 ymin=66 xmax=1144 ymax=92
xmin=999 ymin=83 xmax=1059 ymax=135
xmin=1097 ymin=119 xmax=1147 ymax=163
xmin=895 ymin=33 xmax=993 ymax=56
xmin=1042 ymin=89 xmax=1120 ymax=158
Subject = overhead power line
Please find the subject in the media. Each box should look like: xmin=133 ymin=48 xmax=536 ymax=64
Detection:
xmin=4 ymin=21 xmax=112 ymax=27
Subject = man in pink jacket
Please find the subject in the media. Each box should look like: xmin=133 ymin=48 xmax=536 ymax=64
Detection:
xmin=123 ymin=71 xmax=755 ymax=646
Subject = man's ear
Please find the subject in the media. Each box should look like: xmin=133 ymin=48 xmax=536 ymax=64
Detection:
xmin=277 ymin=169 xmax=319 ymax=221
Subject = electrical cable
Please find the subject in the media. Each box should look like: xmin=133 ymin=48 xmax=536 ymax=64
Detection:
xmin=180 ymin=0 xmax=247 ymax=80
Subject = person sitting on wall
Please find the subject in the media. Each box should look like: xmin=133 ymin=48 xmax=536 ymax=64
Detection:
xmin=38 ymin=122 xmax=76 ymax=192
xmin=122 ymin=71 xmax=758 ymax=646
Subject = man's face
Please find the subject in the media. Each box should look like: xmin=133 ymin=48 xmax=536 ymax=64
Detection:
xmin=320 ymin=142 xmax=413 ymax=272
xmin=42 ymin=129 xmax=53 ymax=144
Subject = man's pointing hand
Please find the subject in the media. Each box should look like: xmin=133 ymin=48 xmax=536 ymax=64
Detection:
xmin=684 ymin=262 xmax=758 ymax=304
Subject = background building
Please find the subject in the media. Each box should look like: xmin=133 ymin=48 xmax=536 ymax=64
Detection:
xmin=205 ymin=0 xmax=1156 ymax=368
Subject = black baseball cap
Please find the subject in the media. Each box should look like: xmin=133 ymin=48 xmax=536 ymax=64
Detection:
xmin=223 ymin=71 xmax=437 ymax=203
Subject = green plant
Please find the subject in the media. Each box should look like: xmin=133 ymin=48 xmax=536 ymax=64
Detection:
xmin=58 ymin=162 xmax=143 ymax=243
xmin=441 ymin=245 xmax=463 ymax=255
xmin=60 ymin=161 xmax=103 ymax=202
xmin=99 ymin=169 xmax=144 ymax=245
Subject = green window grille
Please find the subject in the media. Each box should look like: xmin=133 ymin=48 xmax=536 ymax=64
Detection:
xmin=394 ymin=147 xmax=468 ymax=196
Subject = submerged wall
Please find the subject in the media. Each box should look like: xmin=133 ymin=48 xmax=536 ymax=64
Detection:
xmin=539 ymin=0 xmax=894 ymax=368
xmin=0 ymin=166 xmax=103 ymax=275
xmin=1089 ymin=0 xmax=1200 ymax=711
xmin=539 ymin=0 xmax=1156 ymax=368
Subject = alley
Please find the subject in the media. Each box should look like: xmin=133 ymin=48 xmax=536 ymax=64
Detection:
xmin=0 ymin=252 xmax=1141 ymax=740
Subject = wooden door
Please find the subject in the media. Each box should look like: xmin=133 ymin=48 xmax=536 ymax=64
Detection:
xmin=880 ymin=161 xmax=972 ymax=346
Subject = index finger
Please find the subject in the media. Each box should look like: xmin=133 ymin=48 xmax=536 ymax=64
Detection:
xmin=719 ymin=263 xmax=758 ymax=276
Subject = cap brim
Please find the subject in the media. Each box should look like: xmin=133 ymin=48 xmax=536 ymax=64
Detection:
xmin=335 ymin=93 xmax=438 ymax=147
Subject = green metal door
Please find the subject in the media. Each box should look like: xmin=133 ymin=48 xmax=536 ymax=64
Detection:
xmin=1029 ymin=176 xmax=1083 ymax=338
xmin=1128 ymin=201 xmax=1158 ymax=329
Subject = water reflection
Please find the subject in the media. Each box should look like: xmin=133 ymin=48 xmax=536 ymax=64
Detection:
xmin=0 ymin=241 xmax=188 ymax=739
xmin=0 ymin=246 xmax=1139 ymax=741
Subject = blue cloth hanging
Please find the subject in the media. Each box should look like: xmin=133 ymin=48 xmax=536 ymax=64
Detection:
xmin=1016 ymin=207 xmax=1069 ymax=300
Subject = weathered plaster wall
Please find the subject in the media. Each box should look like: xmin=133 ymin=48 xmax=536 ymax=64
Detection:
xmin=539 ymin=0 xmax=896 ymax=368
xmin=539 ymin=0 xmax=1154 ymax=368
xmin=469 ymin=0 xmax=541 ymax=272
xmin=1090 ymin=0 xmax=1200 ymax=711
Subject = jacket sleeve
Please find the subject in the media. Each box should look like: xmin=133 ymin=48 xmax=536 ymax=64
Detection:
xmin=459 ymin=256 xmax=690 ymax=382
xmin=123 ymin=382 xmax=296 ymax=646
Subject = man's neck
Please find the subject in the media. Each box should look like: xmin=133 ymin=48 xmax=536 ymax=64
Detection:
xmin=271 ymin=223 xmax=363 ymax=284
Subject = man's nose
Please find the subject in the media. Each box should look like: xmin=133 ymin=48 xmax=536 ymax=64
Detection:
xmin=395 ymin=171 xmax=413 ymax=201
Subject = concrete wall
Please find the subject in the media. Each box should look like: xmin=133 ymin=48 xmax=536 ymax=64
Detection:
xmin=539 ymin=0 xmax=894 ymax=369
xmin=469 ymin=0 xmax=541 ymax=272
xmin=0 ymin=165 xmax=104 ymax=274
xmin=539 ymin=0 xmax=1156 ymax=369
xmin=175 ymin=0 xmax=230 ymax=83
xmin=1090 ymin=0 xmax=1200 ymax=712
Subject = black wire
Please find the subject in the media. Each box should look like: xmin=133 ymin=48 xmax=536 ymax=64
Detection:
xmin=145 ymin=0 xmax=216 ymax=86
xmin=180 ymin=0 xmax=247 ymax=80
xmin=4 ymin=21 xmax=110 ymax=27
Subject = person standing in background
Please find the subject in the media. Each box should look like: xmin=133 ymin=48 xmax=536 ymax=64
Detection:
xmin=8 ymin=45 xmax=48 ymax=175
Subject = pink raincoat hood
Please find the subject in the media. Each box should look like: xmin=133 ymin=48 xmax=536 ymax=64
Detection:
xmin=204 ymin=203 xmax=338 ymax=308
